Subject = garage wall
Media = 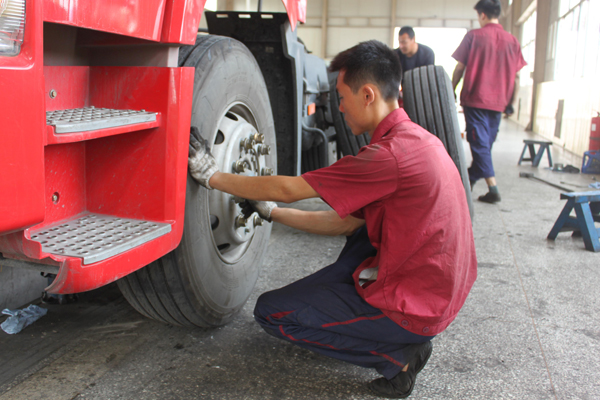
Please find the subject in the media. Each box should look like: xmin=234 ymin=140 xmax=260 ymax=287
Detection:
xmin=506 ymin=0 xmax=600 ymax=158
xmin=535 ymin=79 xmax=600 ymax=155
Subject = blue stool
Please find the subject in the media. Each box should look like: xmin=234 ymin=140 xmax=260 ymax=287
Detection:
xmin=547 ymin=191 xmax=600 ymax=252
xmin=518 ymin=140 xmax=553 ymax=167
xmin=582 ymin=150 xmax=600 ymax=174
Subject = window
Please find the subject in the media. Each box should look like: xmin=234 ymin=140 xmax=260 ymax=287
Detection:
xmin=520 ymin=11 xmax=537 ymax=86
xmin=554 ymin=0 xmax=600 ymax=80
xmin=204 ymin=0 xmax=217 ymax=11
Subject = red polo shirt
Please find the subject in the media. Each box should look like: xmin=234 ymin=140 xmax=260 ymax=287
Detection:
xmin=452 ymin=23 xmax=526 ymax=112
xmin=302 ymin=109 xmax=477 ymax=336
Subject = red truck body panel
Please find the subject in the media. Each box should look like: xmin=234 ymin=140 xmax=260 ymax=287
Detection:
xmin=0 ymin=0 xmax=46 ymax=235
xmin=0 ymin=66 xmax=194 ymax=294
xmin=43 ymin=0 xmax=168 ymax=42
xmin=43 ymin=0 xmax=208 ymax=44
xmin=282 ymin=0 xmax=306 ymax=31
xmin=162 ymin=0 xmax=208 ymax=44
xmin=0 ymin=0 xmax=307 ymax=294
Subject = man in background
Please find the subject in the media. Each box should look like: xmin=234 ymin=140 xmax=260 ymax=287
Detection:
xmin=395 ymin=26 xmax=435 ymax=74
xmin=452 ymin=0 xmax=526 ymax=203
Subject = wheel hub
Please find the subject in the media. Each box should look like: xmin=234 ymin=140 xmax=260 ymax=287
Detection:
xmin=208 ymin=109 xmax=273 ymax=263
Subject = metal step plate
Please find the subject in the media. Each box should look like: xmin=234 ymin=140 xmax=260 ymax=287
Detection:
xmin=47 ymin=107 xmax=156 ymax=134
xmin=30 ymin=214 xmax=171 ymax=265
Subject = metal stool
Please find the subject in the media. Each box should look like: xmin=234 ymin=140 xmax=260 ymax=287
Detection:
xmin=518 ymin=139 xmax=553 ymax=167
xmin=547 ymin=191 xmax=600 ymax=252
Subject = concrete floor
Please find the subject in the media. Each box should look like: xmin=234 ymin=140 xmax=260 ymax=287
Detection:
xmin=1 ymin=119 xmax=599 ymax=399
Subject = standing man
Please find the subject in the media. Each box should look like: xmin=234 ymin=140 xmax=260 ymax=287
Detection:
xmin=189 ymin=40 xmax=477 ymax=398
xmin=452 ymin=0 xmax=526 ymax=203
xmin=395 ymin=26 xmax=435 ymax=74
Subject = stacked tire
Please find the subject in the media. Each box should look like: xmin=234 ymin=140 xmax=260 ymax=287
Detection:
xmin=403 ymin=65 xmax=473 ymax=217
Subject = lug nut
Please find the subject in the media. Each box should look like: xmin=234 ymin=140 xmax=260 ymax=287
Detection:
xmin=251 ymin=133 xmax=265 ymax=144
xmin=232 ymin=160 xmax=247 ymax=173
xmin=240 ymin=138 xmax=254 ymax=151
xmin=261 ymin=167 xmax=274 ymax=176
xmin=253 ymin=215 xmax=264 ymax=227
xmin=235 ymin=215 xmax=248 ymax=228
xmin=257 ymin=145 xmax=271 ymax=155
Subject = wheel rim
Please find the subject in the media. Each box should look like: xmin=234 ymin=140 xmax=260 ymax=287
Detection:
xmin=207 ymin=103 xmax=274 ymax=264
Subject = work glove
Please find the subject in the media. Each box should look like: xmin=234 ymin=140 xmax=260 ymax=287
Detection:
xmin=504 ymin=104 xmax=514 ymax=117
xmin=188 ymin=127 xmax=219 ymax=189
xmin=241 ymin=200 xmax=277 ymax=223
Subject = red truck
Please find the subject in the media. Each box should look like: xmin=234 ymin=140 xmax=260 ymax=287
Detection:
xmin=0 ymin=0 xmax=471 ymax=328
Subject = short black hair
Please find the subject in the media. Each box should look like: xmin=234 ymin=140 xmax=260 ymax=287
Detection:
xmin=474 ymin=0 xmax=501 ymax=19
xmin=399 ymin=26 xmax=415 ymax=39
xmin=329 ymin=40 xmax=402 ymax=102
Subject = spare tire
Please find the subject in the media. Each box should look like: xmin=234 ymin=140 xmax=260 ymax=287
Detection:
xmin=403 ymin=65 xmax=473 ymax=217
xmin=117 ymin=35 xmax=277 ymax=327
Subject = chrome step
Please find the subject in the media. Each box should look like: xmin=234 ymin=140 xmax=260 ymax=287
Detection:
xmin=46 ymin=107 xmax=157 ymax=134
xmin=29 ymin=214 xmax=171 ymax=265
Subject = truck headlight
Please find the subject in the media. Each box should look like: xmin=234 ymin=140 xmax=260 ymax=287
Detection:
xmin=0 ymin=0 xmax=26 ymax=57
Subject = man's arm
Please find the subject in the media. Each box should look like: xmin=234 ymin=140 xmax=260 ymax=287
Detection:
xmin=189 ymin=135 xmax=363 ymax=237
xmin=452 ymin=62 xmax=466 ymax=92
xmin=505 ymin=73 xmax=520 ymax=116
xmin=209 ymin=172 xmax=319 ymax=204
xmin=271 ymin=208 xmax=365 ymax=236
xmin=510 ymin=73 xmax=521 ymax=106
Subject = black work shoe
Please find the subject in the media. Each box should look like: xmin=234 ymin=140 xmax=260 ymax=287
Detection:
xmin=478 ymin=191 xmax=501 ymax=203
xmin=367 ymin=341 xmax=433 ymax=399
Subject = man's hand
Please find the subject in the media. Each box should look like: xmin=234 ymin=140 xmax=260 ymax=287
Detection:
xmin=504 ymin=104 xmax=514 ymax=117
xmin=452 ymin=62 xmax=465 ymax=96
xmin=188 ymin=128 xmax=219 ymax=189
xmin=241 ymin=200 xmax=277 ymax=222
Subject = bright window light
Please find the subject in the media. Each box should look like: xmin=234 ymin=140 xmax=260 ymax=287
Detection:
xmin=204 ymin=0 xmax=217 ymax=11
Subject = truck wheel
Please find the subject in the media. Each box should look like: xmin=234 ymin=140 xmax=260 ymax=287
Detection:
xmin=117 ymin=35 xmax=276 ymax=327
xmin=329 ymin=75 xmax=370 ymax=156
xmin=403 ymin=65 xmax=473 ymax=217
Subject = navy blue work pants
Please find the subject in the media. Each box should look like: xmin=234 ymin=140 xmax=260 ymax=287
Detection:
xmin=464 ymin=106 xmax=502 ymax=182
xmin=254 ymin=227 xmax=433 ymax=379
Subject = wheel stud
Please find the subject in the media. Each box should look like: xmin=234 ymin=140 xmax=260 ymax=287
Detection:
xmin=240 ymin=138 xmax=254 ymax=151
xmin=232 ymin=160 xmax=247 ymax=173
xmin=261 ymin=167 xmax=274 ymax=176
xmin=251 ymin=133 xmax=264 ymax=144
xmin=235 ymin=215 xmax=248 ymax=228
xmin=253 ymin=215 xmax=264 ymax=227
xmin=257 ymin=144 xmax=270 ymax=155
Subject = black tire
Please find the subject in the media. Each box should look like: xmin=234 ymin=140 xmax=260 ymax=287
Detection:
xmin=403 ymin=65 xmax=473 ymax=217
xmin=329 ymin=75 xmax=370 ymax=157
xmin=117 ymin=35 xmax=277 ymax=327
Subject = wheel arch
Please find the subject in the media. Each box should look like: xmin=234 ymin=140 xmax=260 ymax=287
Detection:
xmin=204 ymin=11 xmax=305 ymax=177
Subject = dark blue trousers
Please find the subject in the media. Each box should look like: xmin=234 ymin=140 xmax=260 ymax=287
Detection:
xmin=254 ymin=227 xmax=433 ymax=380
xmin=464 ymin=106 xmax=502 ymax=182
